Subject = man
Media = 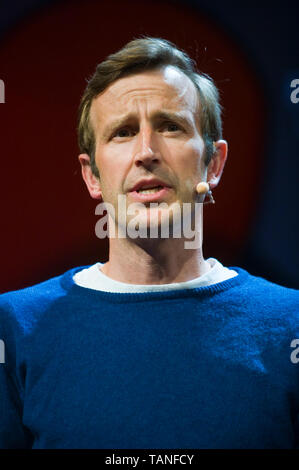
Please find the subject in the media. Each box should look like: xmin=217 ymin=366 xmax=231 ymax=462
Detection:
xmin=0 ymin=37 xmax=298 ymax=449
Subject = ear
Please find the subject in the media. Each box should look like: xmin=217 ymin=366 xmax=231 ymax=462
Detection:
xmin=78 ymin=153 xmax=103 ymax=201
xmin=207 ymin=140 xmax=228 ymax=189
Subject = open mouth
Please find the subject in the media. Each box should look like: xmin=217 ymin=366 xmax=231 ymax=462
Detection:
xmin=129 ymin=185 xmax=171 ymax=202
xmin=136 ymin=185 xmax=164 ymax=194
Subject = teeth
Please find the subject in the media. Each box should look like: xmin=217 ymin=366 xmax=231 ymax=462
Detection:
xmin=137 ymin=186 xmax=163 ymax=194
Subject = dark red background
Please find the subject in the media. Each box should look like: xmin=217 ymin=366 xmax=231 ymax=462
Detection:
xmin=0 ymin=0 xmax=265 ymax=292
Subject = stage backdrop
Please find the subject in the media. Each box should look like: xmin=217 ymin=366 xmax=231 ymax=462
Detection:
xmin=0 ymin=0 xmax=281 ymax=293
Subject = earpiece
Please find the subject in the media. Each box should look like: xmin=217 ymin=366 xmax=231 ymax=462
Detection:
xmin=195 ymin=141 xmax=217 ymax=203
xmin=195 ymin=181 xmax=215 ymax=204
xmin=196 ymin=182 xmax=210 ymax=195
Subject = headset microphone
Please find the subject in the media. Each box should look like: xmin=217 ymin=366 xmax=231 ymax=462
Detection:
xmin=196 ymin=182 xmax=209 ymax=195
xmin=195 ymin=181 xmax=215 ymax=204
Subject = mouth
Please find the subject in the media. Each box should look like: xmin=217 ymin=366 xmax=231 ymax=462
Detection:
xmin=136 ymin=185 xmax=164 ymax=194
xmin=129 ymin=185 xmax=172 ymax=202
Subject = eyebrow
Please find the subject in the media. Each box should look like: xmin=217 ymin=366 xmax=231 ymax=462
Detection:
xmin=152 ymin=111 xmax=194 ymax=129
xmin=100 ymin=110 xmax=194 ymax=140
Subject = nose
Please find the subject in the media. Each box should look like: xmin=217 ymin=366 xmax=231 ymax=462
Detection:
xmin=133 ymin=126 xmax=160 ymax=167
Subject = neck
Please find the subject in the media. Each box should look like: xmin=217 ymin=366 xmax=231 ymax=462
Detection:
xmin=101 ymin=235 xmax=210 ymax=285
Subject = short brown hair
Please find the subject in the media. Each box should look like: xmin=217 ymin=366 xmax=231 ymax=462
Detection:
xmin=78 ymin=37 xmax=223 ymax=178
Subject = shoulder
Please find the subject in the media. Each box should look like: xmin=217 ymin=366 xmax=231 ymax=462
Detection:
xmin=224 ymin=267 xmax=299 ymax=334
xmin=231 ymin=267 xmax=299 ymax=304
xmin=0 ymin=266 xmax=86 ymax=335
xmin=229 ymin=266 xmax=299 ymax=301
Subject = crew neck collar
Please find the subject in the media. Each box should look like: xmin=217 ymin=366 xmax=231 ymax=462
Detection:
xmin=60 ymin=265 xmax=250 ymax=303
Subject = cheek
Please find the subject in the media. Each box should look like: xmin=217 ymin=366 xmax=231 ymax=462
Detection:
xmin=96 ymin=147 xmax=123 ymax=176
xmin=171 ymin=140 xmax=206 ymax=195
xmin=171 ymin=139 xmax=205 ymax=173
xmin=98 ymin=143 xmax=133 ymax=170
xmin=95 ymin=147 xmax=130 ymax=197
xmin=187 ymin=136 xmax=205 ymax=156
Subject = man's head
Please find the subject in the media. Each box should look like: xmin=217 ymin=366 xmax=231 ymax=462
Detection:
xmin=78 ymin=37 xmax=224 ymax=179
xmin=78 ymin=37 xmax=227 ymax=238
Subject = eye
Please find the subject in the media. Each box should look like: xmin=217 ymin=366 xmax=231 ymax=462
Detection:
xmin=160 ymin=122 xmax=181 ymax=133
xmin=112 ymin=127 xmax=136 ymax=139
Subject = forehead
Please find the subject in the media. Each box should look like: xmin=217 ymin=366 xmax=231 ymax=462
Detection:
xmin=90 ymin=66 xmax=200 ymax=127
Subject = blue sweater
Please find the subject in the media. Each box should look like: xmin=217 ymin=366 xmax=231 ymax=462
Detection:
xmin=0 ymin=265 xmax=298 ymax=449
